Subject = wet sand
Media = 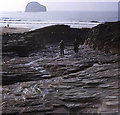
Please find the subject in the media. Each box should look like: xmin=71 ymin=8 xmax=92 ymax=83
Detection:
xmin=0 ymin=26 xmax=30 ymax=35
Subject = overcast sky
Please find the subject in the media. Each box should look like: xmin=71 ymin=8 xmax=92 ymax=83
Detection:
xmin=0 ymin=0 xmax=119 ymax=12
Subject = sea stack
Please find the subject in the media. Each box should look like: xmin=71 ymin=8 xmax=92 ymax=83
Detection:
xmin=25 ymin=1 xmax=47 ymax=12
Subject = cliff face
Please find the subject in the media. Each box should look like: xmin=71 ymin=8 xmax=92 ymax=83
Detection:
xmin=25 ymin=2 xmax=47 ymax=12
xmin=84 ymin=21 xmax=120 ymax=54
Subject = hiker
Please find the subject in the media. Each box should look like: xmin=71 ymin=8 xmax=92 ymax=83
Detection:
xmin=73 ymin=39 xmax=79 ymax=53
xmin=7 ymin=24 xmax=9 ymax=28
xmin=58 ymin=40 xmax=64 ymax=56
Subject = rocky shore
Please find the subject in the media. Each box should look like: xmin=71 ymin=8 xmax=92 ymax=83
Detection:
xmin=2 ymin=22 xmax=120 ymax=114
xmin=85 ymin=21 xmax=120 ymax=54
xmin=2 ymin=25 xmax=89 ymax=57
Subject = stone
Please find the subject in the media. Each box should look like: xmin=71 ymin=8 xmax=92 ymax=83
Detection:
xmin=46 ymin=107 xmax=69 ymax=114
xmin=65 ymin=103 xmax=87 ymax=109
xmin=105 ymin=101 xmax=119 ymax=107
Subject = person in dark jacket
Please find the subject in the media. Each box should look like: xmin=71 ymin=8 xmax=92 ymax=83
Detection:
xmin=59 ymin=40 xmax=64 ymax=56
xmin=73 ymin=39 xmax=79 ymax=53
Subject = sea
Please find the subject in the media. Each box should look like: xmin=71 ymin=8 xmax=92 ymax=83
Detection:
xmin=0 ymin=11 xmax=118 ymax=30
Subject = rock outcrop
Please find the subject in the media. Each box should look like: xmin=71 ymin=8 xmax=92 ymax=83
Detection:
xmin=3 ymin=21 xmax=120 ymax=59
xmin=2 ymin=33 xmax=44 ymax=57
xmin=26 ymin=25 xmax=90 ymax=44
xmin=2 ymin=23 xmax=120 ymax=114
xmin=25 ymin=2 xmax=47 ymax=12
xmin=2 ymin=25 xmax=90 ymax=57
xmin=2 ymin=45 xmax=120 ymax=114
xmin=2 ymin=22 xmax=120 ymax=59
xmin=85 ymin=21 xmax=120 ymax=54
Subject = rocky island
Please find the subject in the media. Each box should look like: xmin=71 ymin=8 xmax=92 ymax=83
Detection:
xmin=2 ymin=22 xmax=120 ymax=114
xmin=25 ymin=2 xmax=47 ymax=12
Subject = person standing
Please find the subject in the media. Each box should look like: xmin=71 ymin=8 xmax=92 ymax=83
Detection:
xmin=73 ymin=39 xmax=79 ymax=53
xmin=7 ymin=24 xmax=9 ymax=28
xmin=59 ymin=40 xmax=64 ymax=56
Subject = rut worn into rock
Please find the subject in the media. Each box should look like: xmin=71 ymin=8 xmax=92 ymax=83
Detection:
xmin=2 ymin=45 xmax=120 ymax=114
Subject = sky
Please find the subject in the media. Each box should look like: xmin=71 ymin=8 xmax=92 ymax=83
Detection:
xmin=0 ymin=0 xmax=119 ymax=12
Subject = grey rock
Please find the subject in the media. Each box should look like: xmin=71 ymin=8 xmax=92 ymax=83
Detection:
xmin=2 ymin=44 xmax=120 ymax=114
xmin=25 ymin=2 xmax=47 ymax=12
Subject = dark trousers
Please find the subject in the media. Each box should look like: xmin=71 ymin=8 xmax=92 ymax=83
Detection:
xmin=60 ymin=49 xmax=64 ymax=55
xmin=74 ymin=47 xmax=79 ymax=53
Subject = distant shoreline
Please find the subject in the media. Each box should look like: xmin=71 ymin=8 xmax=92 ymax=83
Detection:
xmin=0 ymin=23 xmax=93 ymax=35
xmin=1 ymin=10 xmax=117 ymax=31
xmin=0 ymin=20 xmax=116 ymax=35
xmin=0 ymin=20 xmax=101 ymax=32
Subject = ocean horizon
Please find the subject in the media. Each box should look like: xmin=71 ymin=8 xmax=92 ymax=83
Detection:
xmin=0 ymin=11 xmax=118 ymax=30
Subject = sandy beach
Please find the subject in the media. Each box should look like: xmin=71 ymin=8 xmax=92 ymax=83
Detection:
xmin=0 ymin=26 xmax=30 ymax=35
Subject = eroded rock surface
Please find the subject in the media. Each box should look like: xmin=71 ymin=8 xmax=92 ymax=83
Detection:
xmin=2 ymin=45 xmax=120 ymax=114
xmin=85 ymin=21 xmax=120 ymax=54
xmin=2 ymin=25 xmax=90 ymax=57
